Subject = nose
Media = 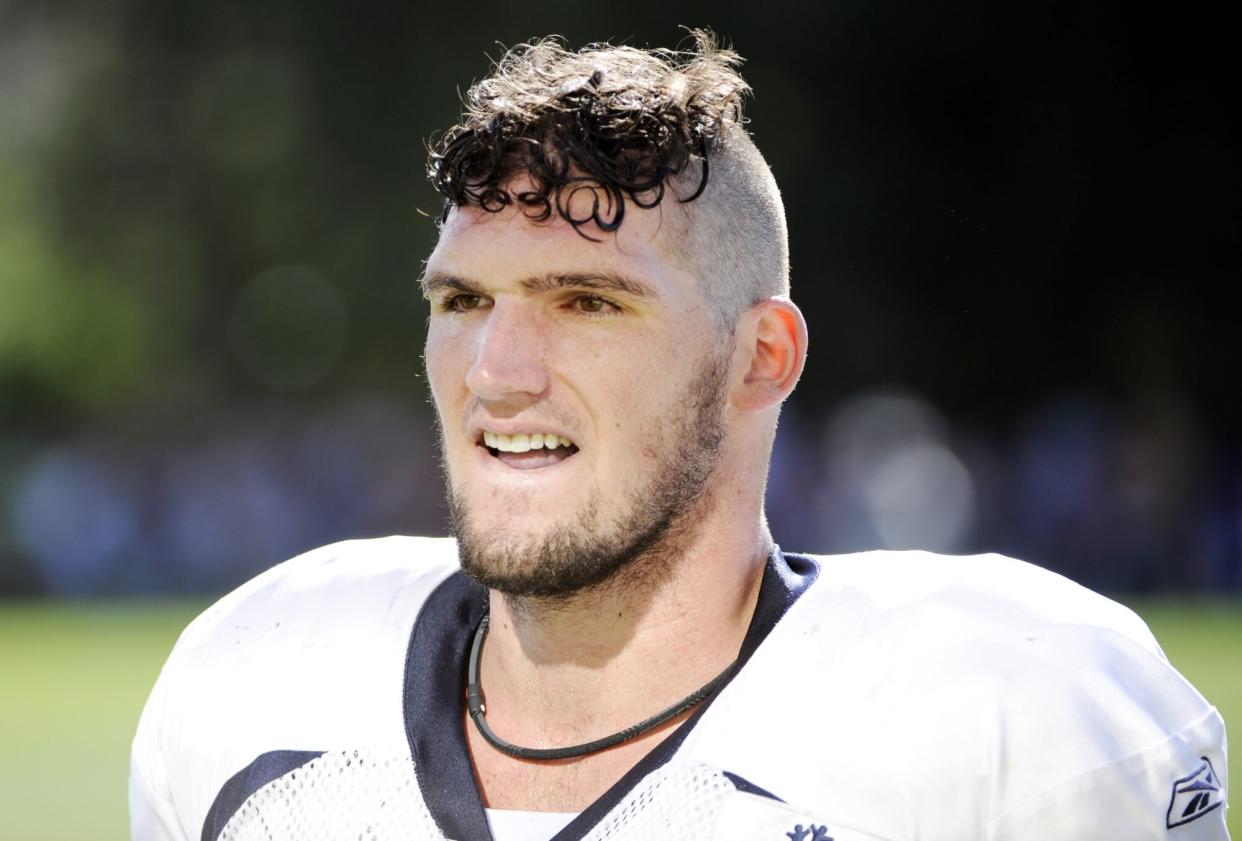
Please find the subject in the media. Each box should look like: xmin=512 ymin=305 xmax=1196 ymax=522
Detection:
xmin=464 ymin=300 xmax=551 ymax=403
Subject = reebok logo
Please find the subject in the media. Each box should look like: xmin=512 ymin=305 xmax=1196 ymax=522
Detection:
xmin=1166 ymin=757 xmax=1223 ymax=829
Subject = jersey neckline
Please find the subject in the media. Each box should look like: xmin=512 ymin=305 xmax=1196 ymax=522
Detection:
xmin=401 ymin=546 xmax=819 ymax=841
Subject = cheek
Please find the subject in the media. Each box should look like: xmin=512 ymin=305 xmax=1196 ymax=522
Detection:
xmin=423 ymin=325 xmax=465 ymax=403
xmin=593 ymin=338 xmax=690 ymax=445
xmin=567 ymin=336 xmax=652 ymax=409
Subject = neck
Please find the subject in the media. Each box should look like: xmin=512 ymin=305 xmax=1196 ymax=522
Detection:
xmin=478 ymin=525 xmax=771 ymax=744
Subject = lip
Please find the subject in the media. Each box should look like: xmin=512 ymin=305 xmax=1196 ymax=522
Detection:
xmin=459 ymin=415 xmax=584 ymax=479
xmin=470 ymin=435 xmax=581 ymax=474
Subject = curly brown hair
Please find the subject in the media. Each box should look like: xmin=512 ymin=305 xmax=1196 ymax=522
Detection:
xmin=427 ymin=30 xmax=750 ymax=238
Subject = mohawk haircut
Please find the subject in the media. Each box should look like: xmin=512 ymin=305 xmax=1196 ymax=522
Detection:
xmin=427 ymin=30 xmax=789 ymax=323
xmin=428 ymin=30 xmax=747 ymax=235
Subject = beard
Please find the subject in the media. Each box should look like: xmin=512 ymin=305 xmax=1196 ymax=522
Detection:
xmin=444 ymin=346 xmax=730 ymax=600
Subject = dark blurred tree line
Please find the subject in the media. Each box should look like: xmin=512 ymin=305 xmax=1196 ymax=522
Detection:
xmin=1 ymin=0 xmax=1238 ymax=595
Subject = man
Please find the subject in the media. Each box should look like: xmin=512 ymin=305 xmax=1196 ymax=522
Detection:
xmin=131 ymin=33 xmax=1230 ymax=841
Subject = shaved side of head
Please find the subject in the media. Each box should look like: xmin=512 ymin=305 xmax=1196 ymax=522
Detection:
xmin=660 ymin=128 xmax=789 ymax=327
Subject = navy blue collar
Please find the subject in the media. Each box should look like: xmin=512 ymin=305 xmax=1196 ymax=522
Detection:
xmin=402 ymin=547 xmax=818 ymax=841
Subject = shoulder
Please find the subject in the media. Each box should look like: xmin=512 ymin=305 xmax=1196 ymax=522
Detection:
xmin=145 ymin=534 xmax=461 ymax=712
xmin=707 ymin=550 xmax=1229 ymax=837
xmin=154 ymin=535 xmax=463 ymax=702
xmin=743 ymin=550 xmax=1187 ymax=723
xmin=799 ymin=548 xmax=1159 ymax=647
xmin=783 ymin=549 xmax=1207 ymax=729
xmin=173 ymin=534 xmax=460 ymax=656
xmin=131 ymin=536 xmax=463 ymax=835
xmin=809 ymin=546 xmax=1147 ymax=621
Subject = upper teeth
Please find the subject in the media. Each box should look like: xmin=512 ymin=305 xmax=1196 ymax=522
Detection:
xmin=483 ymin=431 xmax=575 ymax=453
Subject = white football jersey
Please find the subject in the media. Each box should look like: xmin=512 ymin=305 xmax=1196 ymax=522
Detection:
xmin=130 ymin=536 xmax=1230 ymax=840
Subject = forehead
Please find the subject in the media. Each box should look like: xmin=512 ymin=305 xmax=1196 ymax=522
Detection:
xmin=425 ymin=198 xmax=700 ymax=299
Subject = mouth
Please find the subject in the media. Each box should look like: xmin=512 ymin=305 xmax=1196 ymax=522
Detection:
xmin=477 ymin=429 xmax=580 ymax=470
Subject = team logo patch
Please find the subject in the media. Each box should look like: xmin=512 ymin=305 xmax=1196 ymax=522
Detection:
xmin=1166 ymin=757 xmax=1223 ymax=829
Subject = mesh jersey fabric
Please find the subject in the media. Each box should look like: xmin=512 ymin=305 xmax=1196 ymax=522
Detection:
xmin=215 ymin=751 xmax=441 ymax=841
xmin=213 ymin=755 xmax=783 ymax=841
xmin=130 ymin=537 xmax=1231 ymax=841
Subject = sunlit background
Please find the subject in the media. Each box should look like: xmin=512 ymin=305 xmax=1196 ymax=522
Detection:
xmin=1 ymin=1 xmax=1238 ymax=837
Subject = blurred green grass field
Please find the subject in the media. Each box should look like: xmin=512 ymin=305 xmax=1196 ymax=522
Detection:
xmin=1 ymin=596 xmax=1238 ymax=840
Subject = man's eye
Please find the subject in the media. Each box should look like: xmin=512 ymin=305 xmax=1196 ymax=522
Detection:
xmin=573 ymin=296 xmax=617 ymax=315
xmin=445 ymin=294 xmax=483 ymax=312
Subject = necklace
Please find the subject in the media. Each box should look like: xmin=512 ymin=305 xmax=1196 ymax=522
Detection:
xmin=465 ymin=613 xmax=737 ymax=761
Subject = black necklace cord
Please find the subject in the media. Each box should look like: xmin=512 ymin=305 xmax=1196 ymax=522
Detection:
xmin=465 ymin=613 xmax=736 ymax=761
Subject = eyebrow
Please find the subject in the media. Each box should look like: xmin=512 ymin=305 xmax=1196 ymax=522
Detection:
xmin=420 ymin=273 xmax=483 ymax=299
xmin=420 ymin=271 xmax=658 ymax=299
xmin=522 ymin=272 xmax=657 ymax=298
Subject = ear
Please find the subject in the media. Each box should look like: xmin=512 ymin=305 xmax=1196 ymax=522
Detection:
xmin=731 ymin=296 xmax=808 ymax=412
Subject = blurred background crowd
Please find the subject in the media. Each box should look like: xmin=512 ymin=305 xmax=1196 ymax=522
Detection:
xmin=2 ymin=0 xmax=1238 ymax=598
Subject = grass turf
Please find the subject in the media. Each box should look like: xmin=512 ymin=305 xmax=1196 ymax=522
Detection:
xmin=0 ymin=596 xmax=1237 ymax=839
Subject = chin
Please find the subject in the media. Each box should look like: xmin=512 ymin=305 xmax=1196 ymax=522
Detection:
xmin=448 ymin=489 xmax=639 ymax=599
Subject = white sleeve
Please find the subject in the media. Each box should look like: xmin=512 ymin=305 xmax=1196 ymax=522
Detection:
xmin=129 ymin=653 xmax=191 ymax=841
xmin=988 ymin=707 xmax=1229 ymax=840
xmin=980 ymin=611 xmax=1232 ymax=841
xmin=130 ymin=769 xmax=189 ymax=841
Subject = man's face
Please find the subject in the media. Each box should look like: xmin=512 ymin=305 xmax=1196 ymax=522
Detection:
xmin=422 ymin=198 xmax=735 ymax=598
